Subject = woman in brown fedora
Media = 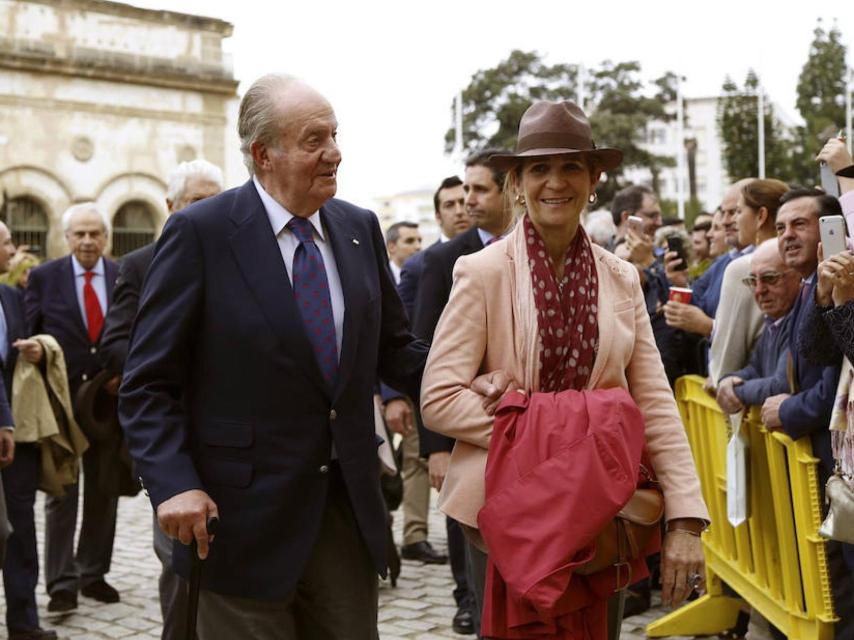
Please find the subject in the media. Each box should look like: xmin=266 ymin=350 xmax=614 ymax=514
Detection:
xmin=420 ymin=100 xmax=708 ymax=639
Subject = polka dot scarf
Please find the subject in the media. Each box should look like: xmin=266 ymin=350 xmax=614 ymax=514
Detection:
xmin=523 ymin=215 xmax=599 ymax=392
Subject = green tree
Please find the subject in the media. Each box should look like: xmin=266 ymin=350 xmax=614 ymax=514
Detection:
xmin=716 ymin=71 xmax=791 ymax=182
xmin=447 ymin=51 xmax=679 ymax=204
xmin=444 ymin=50 xmax=577 ymax=154
xmin=790 ymin=20 xmax=848 ymax=185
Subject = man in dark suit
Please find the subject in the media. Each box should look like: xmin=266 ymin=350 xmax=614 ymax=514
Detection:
xmin=414 ymin=150 xmax=513 ymax=637
xmin=759 ymin=189 xmax=854 ymax=636
xmin=397 ymin=176 xmax=469 ymax=318
xmin=99 ymin=159 xmax=223 ymax=640
xmin=383 ymin=179 xmax=470 ymax=569
xmin=118 ymin=75 xmax=429 ymax=638
xmin=0 ymin=222 xmax=55 ymax=640
xmin=23 ymin=203 xmax=119 ymax=613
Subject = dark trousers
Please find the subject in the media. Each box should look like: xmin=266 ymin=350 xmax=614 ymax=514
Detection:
xmin=828 ymin=539 xmax=854 ymax=640
xmin=466 ymin=538 xmax=488 ymax=638
xmin=44 ymin=447 xmax=118 ymax=594
xmin=2 ymin=444 xmax=40 ymax=632
xmin=447 ymin=516 xmax=470 ymax=608
xmin=197 ymin=467 xmax=379 ymax=640
xmin=153 ymin=513 xmax=188 ymax=640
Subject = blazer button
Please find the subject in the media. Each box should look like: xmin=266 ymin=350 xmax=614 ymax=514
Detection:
xmin=82 ymin=373 xmax=88 ymax=382
xmin=329 ymin=409 xmax=337 ymax=421
xmin=90 ymin=347 xmax=97 ymax=354
xmin=319 ymin=465 xmax=329 ymax=474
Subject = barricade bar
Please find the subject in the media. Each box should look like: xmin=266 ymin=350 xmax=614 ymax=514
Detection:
xmin=646 ymin=375 xmax=835 ymax=640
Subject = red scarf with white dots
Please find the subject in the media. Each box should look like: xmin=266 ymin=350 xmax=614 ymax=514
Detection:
xmin=523 ymin=215 xmax=599 ymax=392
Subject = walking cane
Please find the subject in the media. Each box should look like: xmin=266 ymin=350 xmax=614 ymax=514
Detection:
xmin=187 ymin=516 xmax=219 ymax=640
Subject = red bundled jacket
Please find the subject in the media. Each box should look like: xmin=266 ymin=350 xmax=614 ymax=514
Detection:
xmin=477 ymin=388 xmax=656 ymax=639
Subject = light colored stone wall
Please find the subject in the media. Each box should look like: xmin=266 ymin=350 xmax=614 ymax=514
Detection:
xmin=0 ymin=0 xmax=238 ymax=258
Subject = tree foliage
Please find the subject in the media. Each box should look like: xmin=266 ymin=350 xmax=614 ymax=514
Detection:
xmin=716 ymin=71 xmax=791 ymax=182
xmin=790 ymin=20 xmax=849 ymax=185
xmin=447 ymin=51 xmax=680 ymax=203
xmin=444 ymin=50 xmax=577 ymax=154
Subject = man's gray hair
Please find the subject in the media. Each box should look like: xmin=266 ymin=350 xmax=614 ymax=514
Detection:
xmin=166 ymin=159 xmax=224 ymax=204
xmin=62 ymin=202 xmax=111 ymax=236
xmin=238 ymin=73 xmax=299 ymax=175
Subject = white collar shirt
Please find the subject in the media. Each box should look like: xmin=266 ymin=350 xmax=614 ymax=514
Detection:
xmin=72 ymin=255 xmax=107 ymax=331
xmin=253 ymin=176 xmax=345 ymax=358
xmin=389 ymin=261 xmax=402 ymax=285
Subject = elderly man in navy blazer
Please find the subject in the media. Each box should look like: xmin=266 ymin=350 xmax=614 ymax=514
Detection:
xmin=119 ymin=74 xmax=430 ymax=638
xmin=23 ymin=203 xmax=119 ymax=614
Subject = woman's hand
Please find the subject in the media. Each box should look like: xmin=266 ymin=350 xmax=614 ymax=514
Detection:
xmin=816 ymin=137 xmax=853 ymax=174
xmin=818 ymin=251 xmax=854 ymax=307
xmin=660 ymin=523 xmax=706 ymax=607
xmin=470 ymin=370 xmax=522 ymax=416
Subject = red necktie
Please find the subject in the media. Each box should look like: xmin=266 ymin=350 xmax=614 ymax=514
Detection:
xmin=83 ymin=271 xmax=103 ymax=344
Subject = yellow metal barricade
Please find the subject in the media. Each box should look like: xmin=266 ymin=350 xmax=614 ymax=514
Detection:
xmin=647 ymin=375 xmax=836 ymax=640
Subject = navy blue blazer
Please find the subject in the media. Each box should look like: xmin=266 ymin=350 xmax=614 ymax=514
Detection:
xmin=413 ymin=227 xmax=484 ymax=457
xmin=779 ymin=278 xmax=840 ymax=481
xmin=397 ymin=239 xmax=439 ymax=320
xmin=0 ymin=285 xmax=26 ymax=398
xmin=0 ymin=285 xmax=27 ymax=427
xmin=119 ymin=181 xmax=428 ymax=600
xmin=25 ymin=255 xmax=118 ymax=398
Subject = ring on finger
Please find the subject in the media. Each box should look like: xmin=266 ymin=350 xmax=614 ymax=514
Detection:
xmin=687 ymin=572 xmax=703 ymax=591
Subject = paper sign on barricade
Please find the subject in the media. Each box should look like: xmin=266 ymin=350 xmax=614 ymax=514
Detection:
xmin=727 ymin=411 xmax=749 ymax=527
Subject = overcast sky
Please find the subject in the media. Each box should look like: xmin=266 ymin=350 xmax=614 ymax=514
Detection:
xmin=132 ymin=0 xmax=854 ymax=206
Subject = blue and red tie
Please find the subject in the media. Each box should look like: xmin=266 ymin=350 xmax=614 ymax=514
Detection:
xmin=287 ymin=217 xmax=338 ymax=385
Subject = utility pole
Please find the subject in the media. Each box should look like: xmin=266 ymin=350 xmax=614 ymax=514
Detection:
xmin=757 ymin=77 xmax=766 ymax=179
xmin=453 ymin=91 xmax=463 ymax=163
xmin=846 ymin=67 xmax=852 ymax=155
xmin=676 ymin=75 xmax=685 ymax=219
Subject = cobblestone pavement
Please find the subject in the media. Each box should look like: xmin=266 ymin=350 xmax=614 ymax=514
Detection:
xmin=0 ymin=491 xmax=771 ymax=639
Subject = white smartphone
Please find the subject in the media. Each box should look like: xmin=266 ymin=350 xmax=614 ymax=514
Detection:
xmin=626 ymin=215 xmax=644 ymax=235
xmin=819 ymin=215 xmax=848 ymax=257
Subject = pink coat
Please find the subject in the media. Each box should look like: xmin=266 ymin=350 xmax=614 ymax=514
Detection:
xmin=420 ymin=226 xmax=709 ymax=528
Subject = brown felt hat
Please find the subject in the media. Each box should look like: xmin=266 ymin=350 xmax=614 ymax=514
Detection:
xmin=489 ymin=100 xmax=623 ymax=172
xmin=74 ymin=369 xmax=119 ymax=443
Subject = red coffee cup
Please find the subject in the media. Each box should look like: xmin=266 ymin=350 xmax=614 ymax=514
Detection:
xmin=669 ymin=287 xmax=692 ymax=304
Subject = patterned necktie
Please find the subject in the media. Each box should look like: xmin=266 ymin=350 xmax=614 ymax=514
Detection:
xmin=83 ymin=271 xmax=103 ymax=344
xmin=287 ymin=217 xmax=338 ymax=385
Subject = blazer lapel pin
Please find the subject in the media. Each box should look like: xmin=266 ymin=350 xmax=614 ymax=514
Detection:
xmin=352 ymin=238 xmax=360 ymax=245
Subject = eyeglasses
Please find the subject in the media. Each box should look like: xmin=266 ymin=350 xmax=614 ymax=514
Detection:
xmin=741 ymin=271 xmax=792 ymax=288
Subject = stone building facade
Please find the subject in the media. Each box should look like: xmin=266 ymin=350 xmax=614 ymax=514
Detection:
xmin=0 ymin=0 xmax=238 ymax=258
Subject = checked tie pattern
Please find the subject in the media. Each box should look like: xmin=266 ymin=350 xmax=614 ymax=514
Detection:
xmin=287 ymin=217 xmax=338 ymax=385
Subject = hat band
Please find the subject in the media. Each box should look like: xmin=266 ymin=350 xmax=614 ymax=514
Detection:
xmin=516 ymin=131 xmax=595 ymax=154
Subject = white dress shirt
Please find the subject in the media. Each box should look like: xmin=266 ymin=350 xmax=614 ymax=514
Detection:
xmin=389 ymin=260 xmax=402 ymax=285
xmin=72 ymin=255 xmax=108 ymax=330
xmin=253 ymin=177 xmax=345 ymax=358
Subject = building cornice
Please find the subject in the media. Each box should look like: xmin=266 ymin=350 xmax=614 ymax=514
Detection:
xmin=24 ymin=0 xmax=234 ymax=36
xmin=0 ymin=45 xmax=238 ymax=96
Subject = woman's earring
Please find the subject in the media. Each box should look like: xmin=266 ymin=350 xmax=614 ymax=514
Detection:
xmin=588 ymin=192 xmax=598 ymax=205
xmin=516 ymin=194 xmax=526 ymax=207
